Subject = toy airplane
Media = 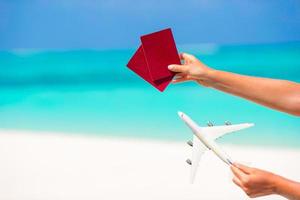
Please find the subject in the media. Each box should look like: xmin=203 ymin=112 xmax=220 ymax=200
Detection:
xmin=178 ymin=111 xmax=254 ymax=183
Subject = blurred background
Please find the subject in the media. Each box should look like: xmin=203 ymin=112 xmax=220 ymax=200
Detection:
xmin=0 ymin=0 xmax=300 ymax=147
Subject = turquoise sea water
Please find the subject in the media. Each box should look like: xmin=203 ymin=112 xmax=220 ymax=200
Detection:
xmin=0 ymin=42 xmax=299 ymax=147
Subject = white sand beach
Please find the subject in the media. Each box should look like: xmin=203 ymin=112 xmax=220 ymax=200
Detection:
xmin=0 ymin=130 xmax=299 ymax=200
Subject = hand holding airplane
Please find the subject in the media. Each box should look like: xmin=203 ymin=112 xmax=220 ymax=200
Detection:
xmin=178 ymin=111 xmax=254 ymax=183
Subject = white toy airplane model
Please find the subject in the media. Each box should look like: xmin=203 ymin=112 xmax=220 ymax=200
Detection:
xmin=178 ymin=111 xmax=254 ymax=183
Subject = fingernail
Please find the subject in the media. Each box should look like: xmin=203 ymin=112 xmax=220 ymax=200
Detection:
xmin=168 ymin=65 xmax=173 ymax=70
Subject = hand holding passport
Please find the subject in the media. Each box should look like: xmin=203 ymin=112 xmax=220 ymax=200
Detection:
xmin=126 ymin=28 xmax=180 ymax=92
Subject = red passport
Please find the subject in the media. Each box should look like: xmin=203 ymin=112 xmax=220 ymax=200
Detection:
xmin=127 ymin=28 xmax=180 ymax=92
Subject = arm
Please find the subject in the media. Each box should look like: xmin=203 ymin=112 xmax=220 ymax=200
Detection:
xmin=168 ymin=53 xmax=300 ymax=116
xmin=230 ymin=163 xmax=300 ymax=199
xmin=276 ymin=175 xmax=300 ymax=200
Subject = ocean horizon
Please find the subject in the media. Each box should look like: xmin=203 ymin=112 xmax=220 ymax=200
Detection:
xmin=0 ymin=42 xmax=299 ymax=148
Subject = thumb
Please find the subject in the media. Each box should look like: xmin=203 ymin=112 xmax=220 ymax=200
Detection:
xmin=168 ymin=64 xmax=189 ymax=73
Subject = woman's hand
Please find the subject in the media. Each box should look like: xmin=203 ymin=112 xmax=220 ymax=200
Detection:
xmin=231 ymin=163 xmax=300 ymax=199
xmin=168 ymin=52 xmax=300 ymax=116
xmin=230 ymin=163 xmax=277 ymax=198
xmin=168 ymin=53 xmax=213 ymax=87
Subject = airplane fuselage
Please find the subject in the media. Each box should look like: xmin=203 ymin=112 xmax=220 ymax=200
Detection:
xmin=178 ymin=112 xmax=233 ymax=165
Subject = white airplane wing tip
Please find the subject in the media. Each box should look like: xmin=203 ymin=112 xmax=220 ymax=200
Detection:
xmin=177 ymin=111 xmax=184 ymax=117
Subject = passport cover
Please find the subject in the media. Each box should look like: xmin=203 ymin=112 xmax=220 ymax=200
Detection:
xmin=126 ymin=28 xmax=180 ymax=92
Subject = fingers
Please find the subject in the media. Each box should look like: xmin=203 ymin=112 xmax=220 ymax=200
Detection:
xmin=232 ymin=176 xmax=243 ymax=188
xmin=234 ymin=163 xmax=252 ymax=174
xmin=172 ymin=74 xmax=192 ymax=84
xmin=230 ymin=165 xmax=247 ymax=181
xmin=172 ymin=78 xmax=191 ymax=84
xmin=174 ymin=72 xmax=185 ymax=77
xmin=179 ymin=53 xmax=195 ymax=61
xmin=168 ymin=64 xmax=189 ymax=73
xmin=169 ymin=52 xmax=198 ymax=72
xmin=231 ymin=165 xmax=251 ymax=195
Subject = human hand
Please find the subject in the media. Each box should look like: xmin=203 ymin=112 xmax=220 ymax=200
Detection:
xmin=230 ymin=163 xmax=277 ymax=198
xmin=168 ymin=53 xmax=213 ymax=87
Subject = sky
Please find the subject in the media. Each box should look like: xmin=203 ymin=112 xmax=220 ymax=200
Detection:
xmin=0 ymin=0 xmax=299 ymax=49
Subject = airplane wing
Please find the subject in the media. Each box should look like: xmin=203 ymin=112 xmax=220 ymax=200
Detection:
xmin=189 ymin=135 xmax=206 ymax=183
xmin=201 ymin=123 xmax=254 ymax=140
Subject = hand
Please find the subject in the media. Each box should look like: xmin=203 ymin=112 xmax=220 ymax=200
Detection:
xmin=168 ymin=53 xmax=213 ymax=87
xmin=230 ymin=163 xmax=277 ymax=198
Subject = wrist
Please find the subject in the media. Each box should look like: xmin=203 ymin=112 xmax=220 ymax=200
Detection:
xmin=272 ymin=174 xmax=286 ymax=195
xmin=197 ymin=69 xmax=219 ymax=87
xmin=202 ymin=68 xmax=219 ymax=80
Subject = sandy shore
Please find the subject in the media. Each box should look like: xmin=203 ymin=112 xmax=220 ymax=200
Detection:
xmin=0 ymin=130 xmax=299 ymax=200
